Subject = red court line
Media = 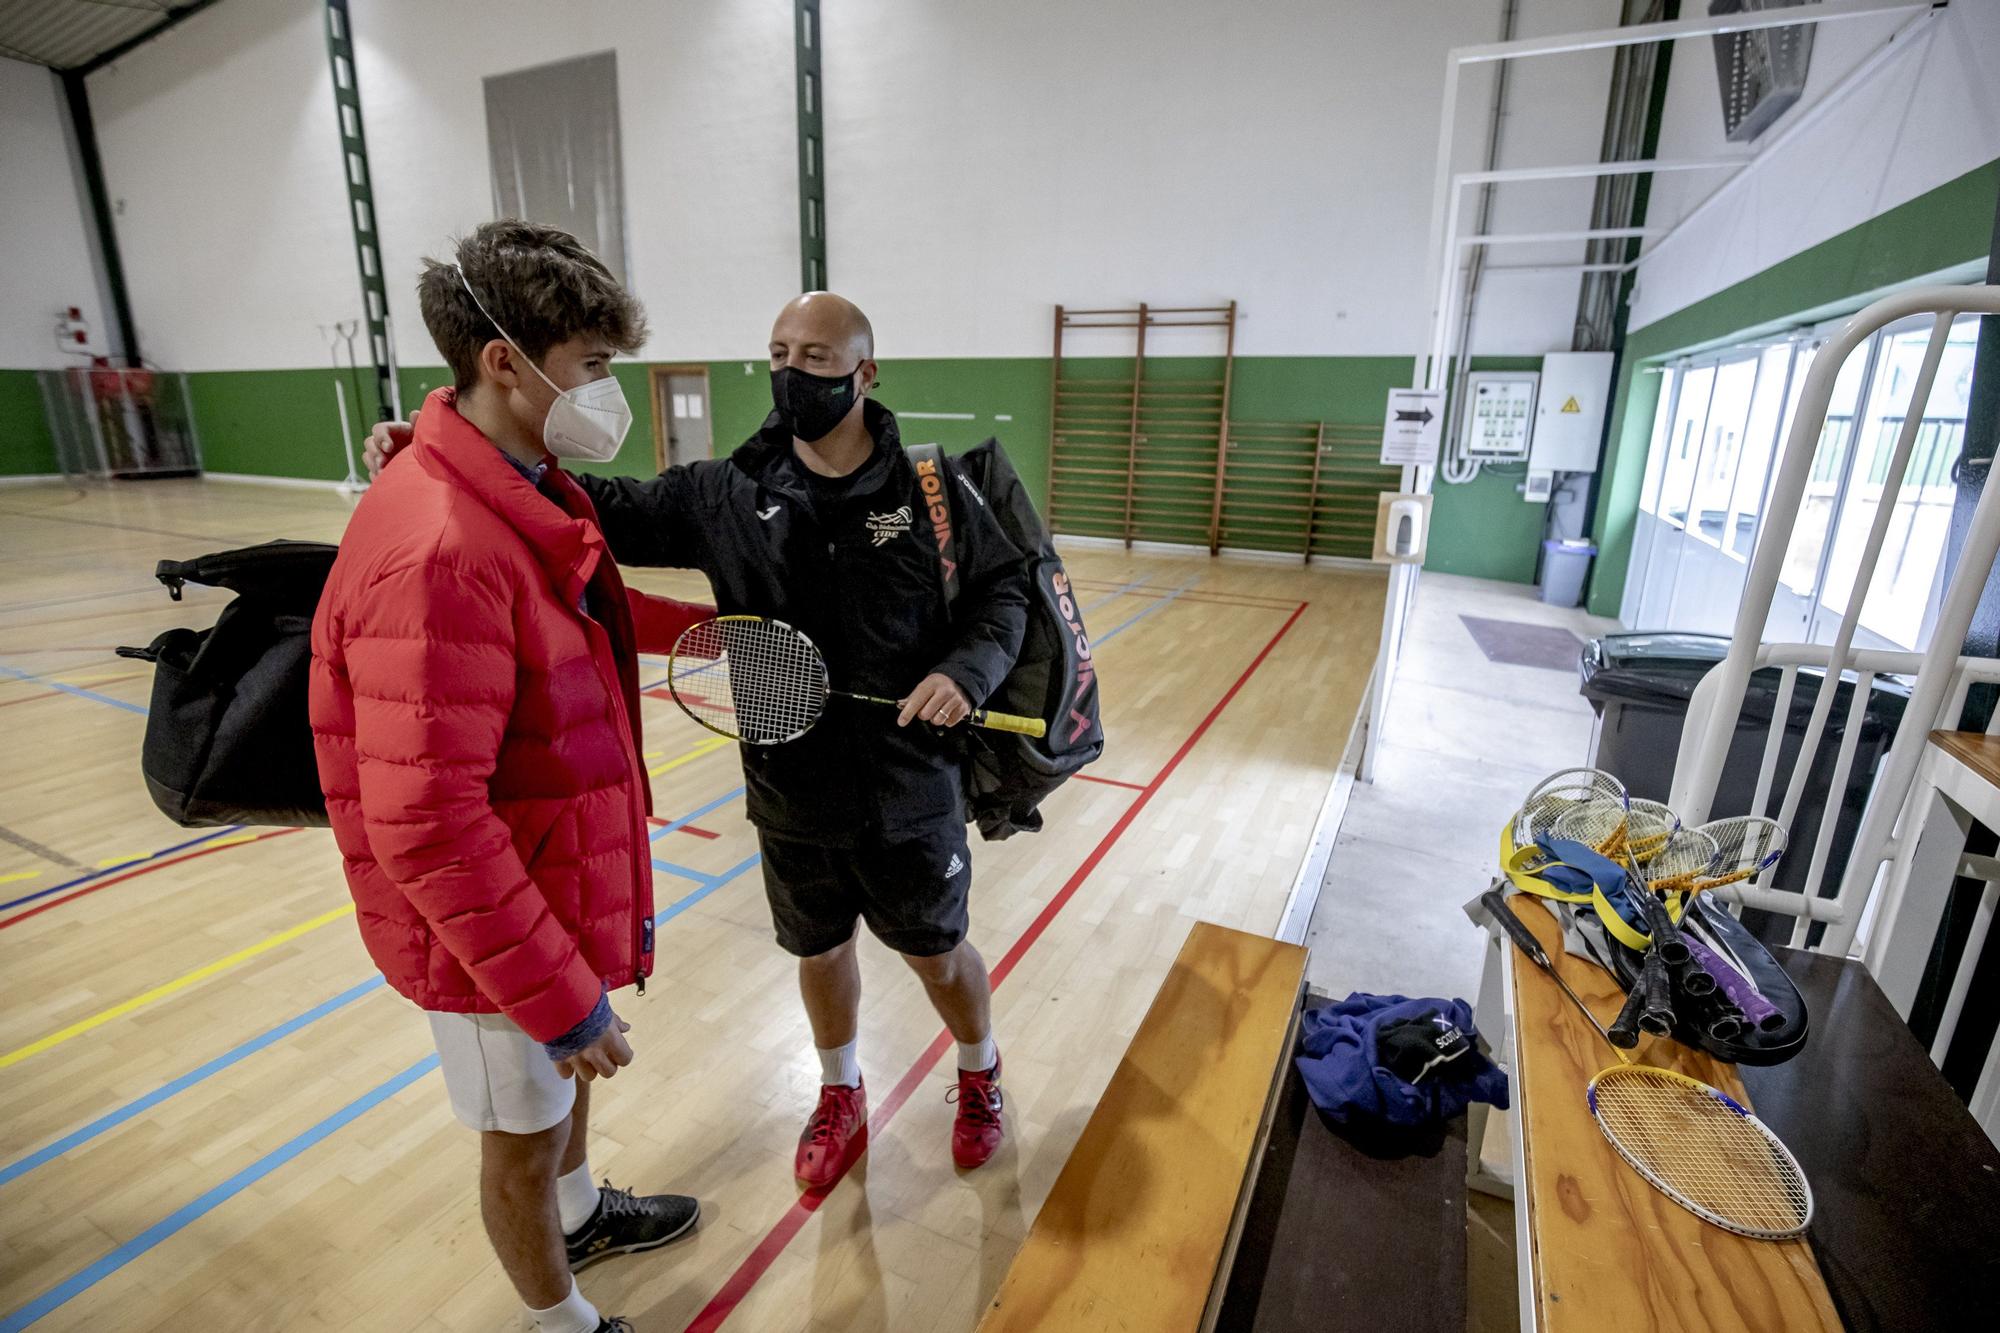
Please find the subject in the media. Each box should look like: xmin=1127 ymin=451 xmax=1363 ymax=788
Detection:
xmin=0 ymin=828 xmax=301 ymax=930
xmin=684 ymin=599 xmax=1310 ymax=1332
xmin=1084 ymin=588 xmax=1302 ymax=612
xmin=1070 ymin=581 xmax=1302 ymax=611
xmin=1072 ymin=772 xmax=1146 ymax=792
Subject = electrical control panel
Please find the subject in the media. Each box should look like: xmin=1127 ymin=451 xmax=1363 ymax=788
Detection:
xmin=1528 ymin=351 xmax=1615 ymax=474
xmin=1462 ymin=373 xmax=1538 ymax=461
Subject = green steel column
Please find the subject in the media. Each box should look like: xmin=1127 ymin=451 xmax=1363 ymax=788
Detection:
xmin=795 ymin=0 xmax=827 ymax=291
xmin=323 ymin=0 xmax=394 ymax=421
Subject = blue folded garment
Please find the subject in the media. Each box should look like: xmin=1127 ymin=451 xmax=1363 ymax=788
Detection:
xmin=1295 ymin=991 xmax=1510 ymax=1127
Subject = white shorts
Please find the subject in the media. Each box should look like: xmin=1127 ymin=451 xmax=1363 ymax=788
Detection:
xmin=426 ymin=1010 xmax=576 ymax=1134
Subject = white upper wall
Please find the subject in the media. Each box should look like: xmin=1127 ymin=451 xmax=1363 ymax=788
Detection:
xmin=1628 ymin=1 xmax=2000 ymax=333
xmin=0 ymin=57 xmax=106 ymax=368
xmin=86 ymin=0 xmax=356 ymax=371
xmin=348 ymin=0 xmax=797 ymax=366
xmin=69 ymin=0 xmax=1636 ymax=368
xmin=1467 ymin=0 xmax=1623 ymax=357
xmin=822 ymin=0 xmax=1621 ymax=359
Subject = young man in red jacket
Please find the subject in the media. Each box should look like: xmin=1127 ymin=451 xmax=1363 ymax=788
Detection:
xmin=310 ymin=221 xmax=711 ymax=1333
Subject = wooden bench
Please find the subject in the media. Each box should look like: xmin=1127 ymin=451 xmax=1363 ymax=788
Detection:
xmin=978 ymin=922 xmax=1309 ymax=1332
xmin=1499 ymin=896 xmax=1841 ymax=1331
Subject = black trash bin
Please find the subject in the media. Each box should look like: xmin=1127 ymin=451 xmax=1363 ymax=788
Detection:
xmin=1577 ymin=632 xmax=1910 ymax=944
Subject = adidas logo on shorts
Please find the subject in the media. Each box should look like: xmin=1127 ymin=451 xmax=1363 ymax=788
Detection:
xmin=944 ymin=853 xmax=965 ymax=879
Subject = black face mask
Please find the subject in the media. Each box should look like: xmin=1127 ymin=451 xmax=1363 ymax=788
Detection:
xmin=772 ymin=365 xmax=860 ymax=442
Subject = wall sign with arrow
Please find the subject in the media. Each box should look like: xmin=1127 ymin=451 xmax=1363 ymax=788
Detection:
xmin=1380 ymin=388 xmax=1444 ymax=466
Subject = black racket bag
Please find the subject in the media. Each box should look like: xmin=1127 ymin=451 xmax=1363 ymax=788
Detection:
xmin=909 ymin=440 xmax=1105 ymax=840
xmin=117 ymin=540 xmax=337 ymax=828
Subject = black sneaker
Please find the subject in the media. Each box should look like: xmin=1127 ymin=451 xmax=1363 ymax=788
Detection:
xmin=566 ymin=1179 xmax=700 ymax=1271
xmin=593 ymin=1320 xmax=633 ymax=1333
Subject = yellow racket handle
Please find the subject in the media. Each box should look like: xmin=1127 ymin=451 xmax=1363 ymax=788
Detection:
xmin=842 ymin=691 xmax=1048 ymax=739
xmin=969 ymin=708 xmax=1046 ymax=738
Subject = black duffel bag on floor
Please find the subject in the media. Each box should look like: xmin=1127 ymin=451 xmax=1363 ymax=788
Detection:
xmin=117 ymin=540 xmax=337 ymax=828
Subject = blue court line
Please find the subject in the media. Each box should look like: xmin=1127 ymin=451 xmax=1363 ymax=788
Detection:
xmin=1080 ymin=575 xmax=1149 ymax=613
xmin=0 ymin=1053 xmax=440 ymax=1333
xmin=641 ymin=654 xmax=723 ymax=694
xmin=0 ymin=853 xmax=767 ymax=1330
xmin=655 ymin=852 xmax=762 ymax=927
xmin=1094 ymin=577 xmax=1199 ymax=645
xmin=650 ymin=786 xmax=746 ymax=841
xmin=0 ymin=799 xmax=752 ymax=1192
xmin=0 ymin=828 xmax=242 ymax=914
xmin=0 ymin=662 xmax=148 ymax=716
xmin=0 ymin=978 xmax=384 ymax=1189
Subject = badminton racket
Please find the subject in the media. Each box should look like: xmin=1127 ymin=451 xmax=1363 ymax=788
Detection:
xmin=1481 ymin=892 xmax=1813 ymax=1239
xmin=666 ymin=615 xmax=1047 ymax=744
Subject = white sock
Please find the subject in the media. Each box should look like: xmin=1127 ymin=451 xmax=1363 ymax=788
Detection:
xmin=529 ymin=1277 xmax=600 ymax=1333
xmin=956 ymin=1034 xmax=998 ymax=1073
xmin=557 ymin=1162 xmax=601 ymax=1236
xmin=817 ymin=1040 xmax=862 ymax=1087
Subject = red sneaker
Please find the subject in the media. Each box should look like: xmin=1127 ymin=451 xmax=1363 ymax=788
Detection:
xmin=795 ymin=1081 xmax=867 ymax=1189
xmin=949 ymin=1054 xmax=1005 ymax=1170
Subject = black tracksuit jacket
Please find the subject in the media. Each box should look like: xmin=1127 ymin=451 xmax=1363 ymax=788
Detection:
xmin=579 ymin=400 xmax=1029 ymax=844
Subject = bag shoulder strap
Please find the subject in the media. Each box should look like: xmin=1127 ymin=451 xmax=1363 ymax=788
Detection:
xmin=905 ymin=442 xmax=961 ymax=609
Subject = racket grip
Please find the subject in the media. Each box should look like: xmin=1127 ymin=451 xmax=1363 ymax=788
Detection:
xmin=1607 ymin=981 xmax=1646 ymax=1049
xmin=1683 ymin=933 xmax=1782 ymax=1031
xmin=1480 ymin=889 xmax=1552 ymax=972
xmin=1637 ymin=950 xmax=1675 ymax=1037
xmin=1638 ymin=893 xmax=1691 ymax=967
xmin=972 ymin=708 xmax=1047 ymax=738
xmin=1673 ymin=955 xmax=1717 ymax=997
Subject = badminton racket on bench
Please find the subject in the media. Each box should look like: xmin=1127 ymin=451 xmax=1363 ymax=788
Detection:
xmin=1678 ymin=817 xmax=1792 ymax=1033
xmin=666 ymin=615 xmax=1047 ymax=744
xmin=1480 ymin=888 xmax=1814 ymax=1240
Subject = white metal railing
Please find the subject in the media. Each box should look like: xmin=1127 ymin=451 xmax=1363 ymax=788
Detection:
xmin=1672 ymin=283 xmax=2000 ymax=961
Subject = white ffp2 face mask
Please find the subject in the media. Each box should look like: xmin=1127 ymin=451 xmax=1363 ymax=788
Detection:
xmin=456 ymin=266 xmax=634 ymax=463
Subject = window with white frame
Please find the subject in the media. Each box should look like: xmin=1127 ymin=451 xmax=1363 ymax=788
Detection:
xmin=1625 ymin=312 xmax=1982 ymax=652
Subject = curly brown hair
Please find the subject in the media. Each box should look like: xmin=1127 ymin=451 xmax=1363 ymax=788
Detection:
xmin=418 ymin=219 xmax=648 ymax=393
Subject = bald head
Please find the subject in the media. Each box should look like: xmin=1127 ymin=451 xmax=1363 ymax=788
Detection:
xmin=769 ymin=291 xmax=874 ymax=373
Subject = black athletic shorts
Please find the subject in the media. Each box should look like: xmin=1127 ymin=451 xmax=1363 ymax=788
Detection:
xmin=756 ymin=820 xmax=972 ymax=959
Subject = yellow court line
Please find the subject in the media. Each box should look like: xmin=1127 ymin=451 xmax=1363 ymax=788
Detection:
xmin=0 ymin=903 xmax=356 ymax=1070
xmin=96 ymin=854 xmax=148 ymax=869
xmin=0 ymin=870 xmax=40 ymax=885
xmin=649 ymin=736 xmax=731 ymax=777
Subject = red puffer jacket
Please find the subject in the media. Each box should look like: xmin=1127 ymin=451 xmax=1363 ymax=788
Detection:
xmin=310 ymin=387 xmax=706 ymax=1042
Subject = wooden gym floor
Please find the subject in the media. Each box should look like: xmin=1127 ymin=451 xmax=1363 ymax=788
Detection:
xmin=0 ymin=478 xmax=1382 ymax=1332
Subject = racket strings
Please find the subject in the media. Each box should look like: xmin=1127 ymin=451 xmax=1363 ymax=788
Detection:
xmin=1639 ymin=827 xmax=1721 ymax=896
xmin=1588 ymin=1067 xmax=1811 ymax=1237
xmin=1689 ymin=817 xmax=1789 ymax=892
xmin=670 ymin=618 xmax=828 ymax=744
xmin=1515 ymin=768 xmax=1630 ymax=870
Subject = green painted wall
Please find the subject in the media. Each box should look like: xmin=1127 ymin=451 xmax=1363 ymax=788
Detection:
xmin=35 ymin=346 xmax=1552 ymax=580
xmin=1424 ymin=356 xmax=1548 ymax=583
xmin=1588 ymin=157 xmax=2000 ymax=617
xmin=186 ymin=368 xmax=371 ymax=480
xmin=0 ymin=370 xmax=59 ymax=476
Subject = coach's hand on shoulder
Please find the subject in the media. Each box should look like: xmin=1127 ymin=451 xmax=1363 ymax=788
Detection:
xmin=554 ymin=1015 xmax=634 ymax=1082
xmin=899 ymin=673 xmax=972 ymax=728
xmin=363 ymin=413 xmax=417 ymax=479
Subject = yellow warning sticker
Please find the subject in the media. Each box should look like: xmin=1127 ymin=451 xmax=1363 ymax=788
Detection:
xmin=1560 ymin=396 xmax=1582 ymax=414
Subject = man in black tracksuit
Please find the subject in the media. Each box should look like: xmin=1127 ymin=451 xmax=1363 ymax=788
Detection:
xmin=578 ymin=293 xmax=1027 ymax=1184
